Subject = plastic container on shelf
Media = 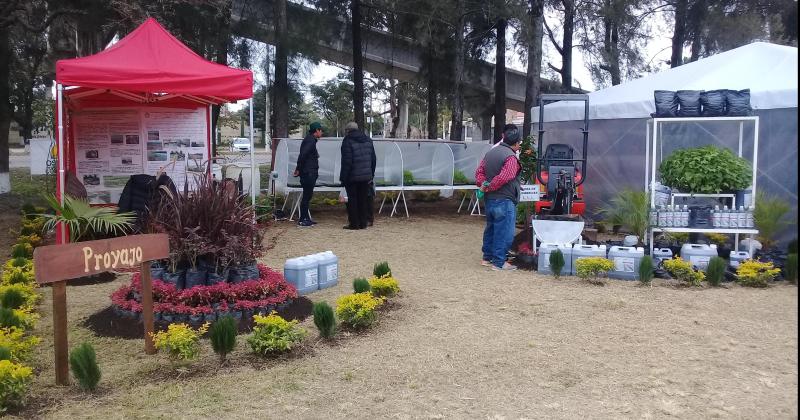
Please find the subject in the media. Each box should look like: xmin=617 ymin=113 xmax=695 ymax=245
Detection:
xmin=316 ymin=251 xmax=339 ymax=289
xmin=608 ymin=246 xmax=645 ymax=280
xmin=681 ymin=205 xmax=690 ymax=227
xmin=649 ymin=208 xmax=658 ymax=227
xmin=737 ymin=206 xmax=747 ymax=229
xmin=729 ymin=251 xmax=751 ymax=268
xmin=653 ymin=182 xmax=671 ymax=206
xmin=719 ymin=206 xmax=730 ymax=228
xmin=283 ymin=256 xmax=318 ymax=295
xmin=745 ymin=207 xmax=755 ymax=228
xmin=711 ymin=205 xmax=720 ymax=227
xmin=537 ymin=243 xmax=573 ymax=276
xmin=570 ymin=244 xmax=607 ymax=275
xmin=657 ymin=205 xmax=668 ymax=227
xmin=652 ymin=248 xmax=673 ymax=265
xmin=729 ymin=207 xmax=739 ymax=228
xmin=680 ymin=243 xmax=718 ymax=270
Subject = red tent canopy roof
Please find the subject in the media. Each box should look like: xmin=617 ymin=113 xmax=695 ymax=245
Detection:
xmin=56 ymin=18 xmax=252 ymax=101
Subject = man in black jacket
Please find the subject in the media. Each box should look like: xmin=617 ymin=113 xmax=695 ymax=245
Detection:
xmin=340 ymin=122 xmax=376 ymax=230
xmin=294 ymin=122 xmax=323 ymax=227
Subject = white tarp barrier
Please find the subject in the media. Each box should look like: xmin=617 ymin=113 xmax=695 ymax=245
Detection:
xmin=30 ymin=138 xmax=54 ymax=175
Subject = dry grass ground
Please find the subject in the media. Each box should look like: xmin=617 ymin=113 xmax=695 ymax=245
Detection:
xmin=9 ymin=207 xmax=799 ymax=419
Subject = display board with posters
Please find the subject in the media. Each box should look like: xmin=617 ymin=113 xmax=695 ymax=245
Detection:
xmin=72 ymin=107 xmax=209 ymax=204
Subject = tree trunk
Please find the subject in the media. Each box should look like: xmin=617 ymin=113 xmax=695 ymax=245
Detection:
xmin=351 ymin=0 xmax=365 ymax=130
xmin=671 ymin=0 xmax=688 ymax=67
xmin=274 ymin=0 xmax=289 ymax=137
xmin=561 ymin=0 xmax=575 ymax=92
xmin=450 ymin=0 xmax=466 ymax=141
xmin=426 ymin=62 xmax=438 ymax=139
xmin=602 ymin=12 xmax=621 ymax=86
xmin=688 ymin=0 xmax=706 ymax=62
xmin=493 ymin=18 xmax=507 ymax=141
xmin=0 ymin=25 xmax=11 ymax=193
xmin=523 ymin=0 xmax=545 ymax=140
xmin=388 ymin=79 xmax=398 ymax=138
xmin=211 ymin=5 xmax=232 ymax=156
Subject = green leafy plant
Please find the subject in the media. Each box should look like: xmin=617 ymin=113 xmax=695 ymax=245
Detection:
xmin=336 ymin=292 xmax=383 ymax=329
xmin=518 ymin=135 xmax=538 ymax=183
xmin=705 ymin=233 xmax=730 ymax=248
xmin=41 ymin=194 xmax=136 ymax=242
xmin=9 ymin=244 xmax=32 ymax=260
xmin=663 ymin=257 xmax=705 ymax=286
xmin=0 ymin=359 xmax=33 ymax=411
xmin=706 ymin=256 xmax=727 ymax=287
xmin=453 ymin=170 xmax=470 ymax=185
xmin=1 ymin=269 xmax=33 ymax=286
xmin=403 ymin=170 xmax=415 ymax=185
xmin=0 ymin=289 xmax=26 ymax=311
xmin=312 ymin=301 xmax=336 ymax=339
xmin=0 ymin=309 xmax=22 ymax=330
xmin=15 ymin=234 xmax=41 ymax=248
xmin=638 ymin=255 xmax=654 ymax=285
xmin=368 ymin=276 xmax=400 ymax=298
xmin=69 ymin=342 xmax=101 ymax=391
xmin=516 ymin=202 xmax=533 ymax=225
xmin=352 ymin=277 xmax=371 ymax=294
xmin=209 ymin=316 xmax=237 ymax=364
xmin=0 ymin=348 xmax=10 ymax=362
xmin=658 ymin=145 xmax=751 ymax=193
xmin=736 ymin=260 xmax=780 ymax=288
xmin=753 ymin=193 xmax=791 ymax=250
xmin=247 ymin=313 xmax=307 ymax=355
xmin=575 ymin=257 xmax=615 ymax=284
xmin=549 ymin=249 xmax=565 ymax=278
xmin=372 ymin=261 xmax=391 ymax=278
xmin=151 ymin=323 xmax=208 ymax=362
xmin=600 ymin=189 xmax=649 ymax=242
xmin=784 ymin=254 xmax=797 ymax=284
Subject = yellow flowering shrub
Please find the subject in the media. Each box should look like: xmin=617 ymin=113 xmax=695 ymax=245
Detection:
xmin=15 ymin=234 xmax=41 ymax=248
xmin=368 ymin=275 xmax=400 ymax=298
xmin=0 ymin=328 xmax=40 ymax=363
xmin=736 ymin=260 xmax=781 ymax=288
xmin=336 ymin=292 xmax=383 ymax=328
xmin=0 ymin=359 xmax=33 ymax=411
xmin=663 ymin=257 xmax=705 ymax=286
xmin=1 ymin=268 xmax=35 ymax=287
xmin=575 ymin=257 xmax=615 ymax=281
xmin=247 ymin=313 xmax=307 ymax=355
xmin=151 ymin=323 xmax=208 ymax=361
xmin=3 ymin=258 xmax=32 ymax=274
xmin=12 ymin=309 xmax=39 ymax=331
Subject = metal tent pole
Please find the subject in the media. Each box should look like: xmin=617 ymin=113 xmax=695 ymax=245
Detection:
xmin=56 ymin=83 xmax=66 ymax=244
xmin=249 ymin=98 xmax=256 ymax=203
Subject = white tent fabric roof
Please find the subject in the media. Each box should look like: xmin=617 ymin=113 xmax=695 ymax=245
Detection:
xmin=534 ymin=42 xmax=798 ymax=122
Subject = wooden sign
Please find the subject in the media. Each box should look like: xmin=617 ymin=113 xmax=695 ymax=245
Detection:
xmin=32 ymin=233 xmax=169 ymax=385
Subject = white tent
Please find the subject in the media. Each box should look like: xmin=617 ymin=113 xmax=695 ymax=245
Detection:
xmin=530 ymin=42 xmax=797 ymax=242
xmin=534 ymin=42 xmax=798 ymax=122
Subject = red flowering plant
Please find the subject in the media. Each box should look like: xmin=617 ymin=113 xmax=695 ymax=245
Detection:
xmin=155 ymin=303 xmax=174 ymax=314
xmin=190 ymin=305 xmax=213 ymax=316
xmin=216 ymin=301 xmax=230 ymax=313
xmin=517 ymin=242 xmax=534 ymax=256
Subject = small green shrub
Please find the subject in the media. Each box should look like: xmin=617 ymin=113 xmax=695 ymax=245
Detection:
xmin=403 ymin=170 xmax=415 ymax=185
xmin=453 ymin=170 xmax=469 ymax=185
xmin=0 ymin=359 xmax=33 ymax=411
xmin=549 ymin=249 xmax=565 ymax=278
xmin=0 ymin=290 xmax=25 ymax=310
xmin=10 ymin=244 xmax=32 ymax=259
xmin=209 ymin=316 xmax=237 ymax=363
xmin=1 ymin=270 xmax=33 ymax=286
xmin=312 ymin=301 xmax=336 ymax=339
xmin=754 ymin=193 xmax=791 ymax=250
xmin=785 ymin=254 xmax=797 ymax=284
xmin=372 ymin=261 xmax=391 ymax=278
xmin=20 ymin=203 xmax=36 ymax=217
xmin=705 ymin=233 xmax=730 ymax=248
xmin=368 ymin=276 xmax=400 ymax=298
xmin=0 ymin=309 xmax=22 ymax=329
xmin=0 ymin=285 xmax=37 ymax=310
xmin=352 ymin=277 xmax=371 ymax=294
xmin=575 ymin=257 xmax=615 ymax=283
xmin=706 ymin=256 xmax=727 ymax=287
xmin=638 ymin=255 xmax=654 ymax=285
xmin=336 ymin=292 xmax=383 ymax=329
xmin=248 ymin=313 xmax=307 ymax=356
xmin=663 ymin=257 xmax=705 ymax=286
xmin=69 ymin=342 xmax=101 ymax=391
xmin=0 ymin=347 xmax=10 ymax=361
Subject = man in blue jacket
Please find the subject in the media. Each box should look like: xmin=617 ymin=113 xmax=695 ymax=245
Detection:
xmin=294 ymin=122 xmax=323 ymax=227
xmin=340 ymin=122 xmax=376 ymax=230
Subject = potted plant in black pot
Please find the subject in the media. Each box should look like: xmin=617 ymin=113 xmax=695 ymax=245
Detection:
xmin=514 ymin=242 xmax=537 ymax=270
xmin=659 ymin=145 xmax=751 ymax=195
xmin=183 ymin=226 xmax=208 ymax=289
xmin=706 ymin=233 xmax=732 ymax=259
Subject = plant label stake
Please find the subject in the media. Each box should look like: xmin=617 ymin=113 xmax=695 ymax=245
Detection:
xmin=33 ymin=233 xmax=169 ymax=385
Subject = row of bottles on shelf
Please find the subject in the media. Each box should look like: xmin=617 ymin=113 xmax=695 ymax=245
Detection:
xmin=649 ymin=205 xmax=755 ymax=228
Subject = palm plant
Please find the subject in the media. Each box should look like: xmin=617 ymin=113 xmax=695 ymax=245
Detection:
xmin=600 ymin=189 xmax=649 ymax=244
xmin=42 ymin=194 xmax=135 ymax=242
xmin=753 ymin=192 xmax=791 ymax=250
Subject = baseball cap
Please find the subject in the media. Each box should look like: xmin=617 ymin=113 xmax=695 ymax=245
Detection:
xmin=309 ymin=122 xmax=324 ymax=132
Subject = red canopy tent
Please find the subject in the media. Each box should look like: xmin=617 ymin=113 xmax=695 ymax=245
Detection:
xmin=54 ymin=18 xmax=255 ymax=241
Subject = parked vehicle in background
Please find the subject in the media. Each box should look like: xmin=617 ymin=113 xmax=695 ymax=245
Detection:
xmin=230 ymin=137 xmax=251 ymax=152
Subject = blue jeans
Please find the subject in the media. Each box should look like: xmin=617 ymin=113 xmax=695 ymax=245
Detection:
xmin=482 ymin=198 xmax=516 ymax=268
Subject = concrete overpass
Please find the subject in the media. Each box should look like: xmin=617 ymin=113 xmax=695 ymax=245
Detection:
xmin=231 ymin=0 xmax=566 ymax=138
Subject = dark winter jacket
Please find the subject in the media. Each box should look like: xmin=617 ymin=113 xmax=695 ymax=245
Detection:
xmin=339 ymin=129 xmax=376 ymax=184
xmin=118 ymin=174 xmax=177 ymax=229
xmin=296 ymin=132 xmax=319 ymax=176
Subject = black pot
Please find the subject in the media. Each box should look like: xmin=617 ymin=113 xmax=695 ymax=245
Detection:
xmin=206 ymin=269 xmax=229 ymax=286
xmin=204 ymin=312 xmax=217 ymax=323
xmin=184 ymin=268 xmax=207 ymax=289
xmin=161 ymin=313 xmax=175 ymax=323
xmin=162 ymin=270 xmax=186 ymax=290
xmin=717 ymin=246 xmax=732 ymax=259
xmin=229 ymin=263 xmax=259 ymax=283
xmin=150 ymin=264 xmax=165 ymax=281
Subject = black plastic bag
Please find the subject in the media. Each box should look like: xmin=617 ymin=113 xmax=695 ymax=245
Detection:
xmin=677 ymin=90 xmax=703 ymax=117
xmin=700 ymin=89 xmax=726 ymax=116
xmin=725 ymin=89 xmax=752 ymax=116
xmin=653 ymin=90 xmax=678 ymax=117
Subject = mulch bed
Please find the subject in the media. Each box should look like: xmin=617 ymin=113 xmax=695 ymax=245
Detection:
xmin=82 ymin=296 xmax=313 ymax=339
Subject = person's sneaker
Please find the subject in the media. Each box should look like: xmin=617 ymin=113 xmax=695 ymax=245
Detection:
xmin=297 ymin=220 xmax=313 ymax=227
xmin=491 ymin=262 xmax=518 ymax=271
xmin=343 ymin=225 xmax=358 ymax=230
xmin=310 ymin=220 xmax=318 ymax=225
xmin=480 ymin=260 xmax=492 ymax=267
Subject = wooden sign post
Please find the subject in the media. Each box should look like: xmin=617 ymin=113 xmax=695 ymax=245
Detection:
xmin=33 ymin=233 xmax=169 ymax=385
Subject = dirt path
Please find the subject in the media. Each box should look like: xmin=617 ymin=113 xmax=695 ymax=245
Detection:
xmin=18 ymin=210 xmax=799 ymax=419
